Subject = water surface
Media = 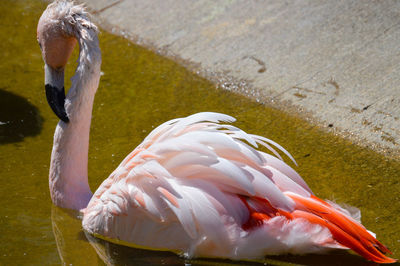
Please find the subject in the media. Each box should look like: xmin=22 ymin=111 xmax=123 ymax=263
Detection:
xmin=0 ymin=0 xmax=399 ymax=265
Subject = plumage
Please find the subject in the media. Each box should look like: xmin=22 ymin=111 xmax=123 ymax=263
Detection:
xmin=38 ymin=1 xmax=395 ymax=263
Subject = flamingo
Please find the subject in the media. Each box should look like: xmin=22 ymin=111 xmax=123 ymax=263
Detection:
xmin=37 ymin=1 xmax=395 ymax=263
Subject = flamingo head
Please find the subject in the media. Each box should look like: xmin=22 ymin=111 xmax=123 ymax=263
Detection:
xmin=37 ymin=1 xmax=97 ymax=123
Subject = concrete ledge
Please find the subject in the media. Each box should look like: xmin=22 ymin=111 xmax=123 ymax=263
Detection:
xmin=81 ymin=0 xmax=400 ymax=157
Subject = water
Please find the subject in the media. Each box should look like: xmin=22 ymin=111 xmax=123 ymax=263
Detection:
xmin=0 ymin=0 xmax=399 ymax=265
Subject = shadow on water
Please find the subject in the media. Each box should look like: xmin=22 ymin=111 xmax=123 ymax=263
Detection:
xmin=0 ymin=89 xmax=43 ymax=144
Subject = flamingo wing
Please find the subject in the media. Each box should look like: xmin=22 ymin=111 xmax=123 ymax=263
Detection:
xmin=82 ymin=112 xmax=394 ymax=262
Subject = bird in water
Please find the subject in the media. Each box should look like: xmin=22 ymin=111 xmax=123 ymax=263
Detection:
xmin=37 ymin=1 xmax=395 ymax=263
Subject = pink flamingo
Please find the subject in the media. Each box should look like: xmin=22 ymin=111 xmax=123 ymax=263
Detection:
xmin=37 ymin=1 xmax=395 ymax=263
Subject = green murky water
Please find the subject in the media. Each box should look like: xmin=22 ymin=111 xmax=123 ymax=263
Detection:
xmin=1 ymin=0 xmax=399 ymax=265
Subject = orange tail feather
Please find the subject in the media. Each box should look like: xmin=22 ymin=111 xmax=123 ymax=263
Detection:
xmin=286 ymin=192 xmax=396 ymax=263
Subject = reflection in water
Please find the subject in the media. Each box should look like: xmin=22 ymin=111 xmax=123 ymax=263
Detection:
xmin=0 ymin=89 xmax=43 ymax=144
xmin=85 ymin=234 xmax=370 ymax=266
xmin=51 ymin=206 xmax=370 ymax=266
xmin=51 ymin=206 xmax=99 ymax=265
xmin=85 ymin=233 xmax=186 ymax=266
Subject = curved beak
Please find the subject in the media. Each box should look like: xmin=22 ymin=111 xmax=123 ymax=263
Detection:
xmin=44 ymin=64 xmax=69 ymax=123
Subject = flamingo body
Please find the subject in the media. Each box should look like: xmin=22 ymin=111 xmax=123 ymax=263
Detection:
xmin=81 ymin=113 xmax=393 ymax=262
xmin=81 ymin=112 xmax=331 ymax=258
xmin=38 ymin=1 xmax=395 ymax=263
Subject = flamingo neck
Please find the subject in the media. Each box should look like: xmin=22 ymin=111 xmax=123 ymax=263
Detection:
xmin=49 ymin=29 xmax=101 ymax=210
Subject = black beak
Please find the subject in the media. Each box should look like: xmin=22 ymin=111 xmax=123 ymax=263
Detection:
xmin=45 ymin=84 xmax=69 ymax=123
xmin=44 ymin=64 xmax=69 ymax=123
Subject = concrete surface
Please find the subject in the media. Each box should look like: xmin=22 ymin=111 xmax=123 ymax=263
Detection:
xmin=80 ymin=0 xmax=400 ymax=157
